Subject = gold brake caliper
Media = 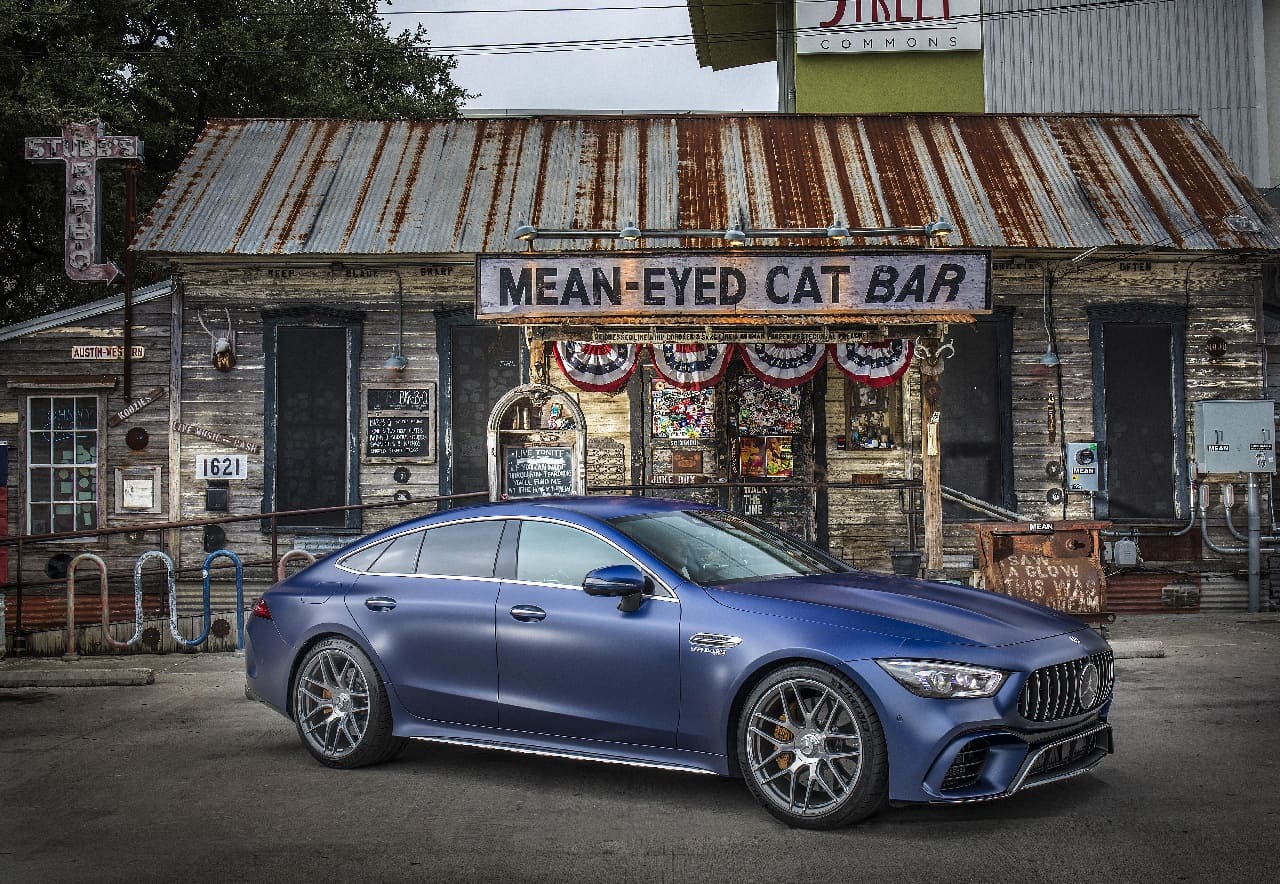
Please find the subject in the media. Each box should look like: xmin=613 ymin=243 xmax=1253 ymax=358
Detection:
xmin=774 ymin=712 xmax=794 ymax=770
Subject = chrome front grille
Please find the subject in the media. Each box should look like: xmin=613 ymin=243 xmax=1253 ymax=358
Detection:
xmin=1018 ymin=651 xmax=1115 ymax=722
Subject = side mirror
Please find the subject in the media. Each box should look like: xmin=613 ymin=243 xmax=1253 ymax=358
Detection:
xmin=583 ymin=564 xmax=647 ymax=612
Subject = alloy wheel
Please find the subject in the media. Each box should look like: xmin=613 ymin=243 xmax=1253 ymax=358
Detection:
xmin=744 ymin=676 xmax=865 ymax=818
xmin=294 ymin=647 xmax=372 ymax=760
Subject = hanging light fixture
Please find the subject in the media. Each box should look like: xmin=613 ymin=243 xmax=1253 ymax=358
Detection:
xmin=383 ymin=272 xmax=408 ymax=371
xmin=724 ymin=216 xmax=747 ymax=247
xmin=618 ymin=220 xmax=642 ymax=243
xmin=1039 ymin=346 xmax=1060 ymax=367
xmin=826 ymin=218 xmax=851 ymax=244
xmin=924 ymin=218 xmax=954 ymax=243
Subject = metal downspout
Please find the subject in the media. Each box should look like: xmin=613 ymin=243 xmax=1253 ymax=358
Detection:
xmin=1248 ymin=475 xmax=1261 ymax=613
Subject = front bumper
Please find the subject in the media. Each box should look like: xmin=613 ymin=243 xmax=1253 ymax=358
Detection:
xmin=921 ymin=720 xmax=1113 ymax=804
xmin=844 ymin=632 xmax=1115 ymax=804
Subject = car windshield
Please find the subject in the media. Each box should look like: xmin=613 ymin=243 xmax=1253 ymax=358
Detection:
xmin=609 ymin=509 xmax=850 ymax=585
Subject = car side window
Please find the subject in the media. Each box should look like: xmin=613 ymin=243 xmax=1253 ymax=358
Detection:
xmin=366 ymin=531 xmax=425 ymax=574
xmin=341 ymin=540 xmax=389 ymax=572
xmin=515 ymin=520 xmax=632 ymax=588
xmin=416 ymin=520 xmax=505 ymax=578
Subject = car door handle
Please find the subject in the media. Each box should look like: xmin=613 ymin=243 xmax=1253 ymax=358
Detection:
xmin=364 ymin=597 xmax=397 ymax=612
xmin=509 ymin=605 xmax=546 ymax=622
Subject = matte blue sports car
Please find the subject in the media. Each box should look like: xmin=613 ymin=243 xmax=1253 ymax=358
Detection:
xmin=245 ymin=496 xmax=1114 ymax=828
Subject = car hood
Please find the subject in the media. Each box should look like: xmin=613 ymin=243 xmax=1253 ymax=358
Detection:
xmin=704 ymin=571 xmax=1084 ymax=647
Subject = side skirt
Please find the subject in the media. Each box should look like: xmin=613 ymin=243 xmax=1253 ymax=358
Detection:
xmin=395 ymin=721 xmax=729 ymax=776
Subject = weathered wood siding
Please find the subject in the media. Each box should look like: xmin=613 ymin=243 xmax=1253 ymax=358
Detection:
xmin=561 ymin=257 xmax=1267 ymax=589
xmin=170 ymin=262 xmax=473 ymax=595
xmin=0 ymin=294 xmax=175 ymax=591
xmin=7 ymin=253 xmax=1262 ymax=629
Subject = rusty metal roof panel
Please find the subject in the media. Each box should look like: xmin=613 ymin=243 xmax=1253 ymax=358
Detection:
xmin=133 ymin=114 xmax=1280 ymax=257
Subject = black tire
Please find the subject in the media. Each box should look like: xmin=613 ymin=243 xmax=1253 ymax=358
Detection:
xmin=292 ymin=637 xmax=405 ymax=768
xmin=737 ymin=664 xmax=888 ymax=829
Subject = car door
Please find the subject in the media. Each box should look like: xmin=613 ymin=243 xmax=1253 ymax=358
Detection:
xmin=496 ymin=518 xmax=681 ymax=747
xmin=345 ymin=518 xmax=506 ymax=727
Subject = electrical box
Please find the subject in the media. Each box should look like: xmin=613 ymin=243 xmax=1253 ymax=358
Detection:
xmin=1194 ymin=400 xmax=1276 ymax=474
xmin=1066 ymin=441 xmax=1101 ymax=491
xmin=205 ymin=480 xmax=229 ymax=512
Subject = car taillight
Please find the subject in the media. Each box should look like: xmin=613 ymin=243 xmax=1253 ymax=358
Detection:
xmin=251 ymin=597 xmax=272 ymax=620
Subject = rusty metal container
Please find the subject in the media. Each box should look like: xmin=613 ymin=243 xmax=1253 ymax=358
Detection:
xmin=970 ymin=521 xmax=1112 ymax=621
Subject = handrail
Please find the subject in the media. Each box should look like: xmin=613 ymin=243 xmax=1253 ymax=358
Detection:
xmin=939 ymin=485 xmax=1028 ymax=522
xmin=64 ymin=553 xmax=107 ymax=660
xmin=1 ymin=490 xmax=489 ymax=642
xmin=0 ymin=490 xmax=490 ymax=547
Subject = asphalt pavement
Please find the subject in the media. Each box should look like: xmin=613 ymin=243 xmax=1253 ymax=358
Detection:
xmin=1 ymin=614 xmax=1277 ymax=884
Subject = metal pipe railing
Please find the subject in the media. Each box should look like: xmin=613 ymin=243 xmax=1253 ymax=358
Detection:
xmin=0 ymin=490 xmax=488 ymax=641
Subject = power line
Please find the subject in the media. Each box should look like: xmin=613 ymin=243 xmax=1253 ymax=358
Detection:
xmin=0 ymin=0 xmax=1178 ymax=59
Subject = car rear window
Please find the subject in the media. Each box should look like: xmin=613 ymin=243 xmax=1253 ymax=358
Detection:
xmin=416 ymin=519 xmax=505 ymax=578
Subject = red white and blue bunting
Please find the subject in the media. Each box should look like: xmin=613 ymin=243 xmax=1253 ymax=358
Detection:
xmin=741 ymin=342 xmax=826 ymax=388
xmin=828 ymin=340 xmax=914 ymax=389
xmin=552 ymin=341 xmax=639 ymax=393
xmin=554 ymin=338 xmax=915 ymax=392
xmin=650 ymin=343 xmax=735 ymax=390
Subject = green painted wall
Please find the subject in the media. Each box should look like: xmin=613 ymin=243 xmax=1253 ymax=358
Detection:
xmin=795 ymin=52 xmax=984 ymax=113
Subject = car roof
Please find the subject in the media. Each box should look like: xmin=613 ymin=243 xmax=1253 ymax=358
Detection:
xmin=406 ymin=495 xmax=709 ymax=528
xmin=530 ymin=495 xmax=713 ymax=519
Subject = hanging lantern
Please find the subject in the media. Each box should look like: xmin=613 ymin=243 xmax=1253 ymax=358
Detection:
xmin=552 ymin=341 xmax=638 ymax=393
xmin=741 ymin=342 xmax=826 ymax=388
xmin=828 ymin=340 xmax=914 ymax=389
xmin=650 ymin=343 xmax=734 ymax=390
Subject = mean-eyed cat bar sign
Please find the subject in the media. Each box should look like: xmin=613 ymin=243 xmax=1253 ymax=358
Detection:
xmin=476 ymin=250 xmax=990 ymax=322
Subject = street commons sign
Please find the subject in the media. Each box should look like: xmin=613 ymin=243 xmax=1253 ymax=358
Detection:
xmin=476 ymin=251 xmax=990 ymax=323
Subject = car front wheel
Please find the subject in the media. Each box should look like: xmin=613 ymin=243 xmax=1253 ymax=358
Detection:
xmin=292 ymin=637 xmax=405 ymax=768
xmin=738 ymin=664 xmax=888 ymax=828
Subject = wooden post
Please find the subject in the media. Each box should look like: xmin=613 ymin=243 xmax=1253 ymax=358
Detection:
xmin=526 ymin=331 xmax=548 ymax=386
xmin=919 ymin=340 xmax=946 ymax=577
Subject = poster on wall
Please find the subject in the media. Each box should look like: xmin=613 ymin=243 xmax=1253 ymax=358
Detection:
xmin=651 ymin=379 xmax=717 ymax=439
xmin=739 ymin=436 xmax=795 ymax=479
xmin=731 ymin=374 xmax=802 ymax=436
xmin=845 ymin=380 xmax=901 ymax=449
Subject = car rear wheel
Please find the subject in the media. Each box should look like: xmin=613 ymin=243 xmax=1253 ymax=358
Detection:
xmin=292 ymin=637 xmax=405 ymax=768
xmin=738 ymin=664 xmax=888 ymax=828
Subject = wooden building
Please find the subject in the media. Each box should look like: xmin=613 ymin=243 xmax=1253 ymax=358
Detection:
xmin=2 ymin=112 xmax=1278 ymax=648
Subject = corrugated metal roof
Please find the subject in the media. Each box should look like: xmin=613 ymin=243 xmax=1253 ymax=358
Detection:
xmin=0 ymin=278 xmax=175 ymax=342
xmin=132 ymin=114 xmax=1280 ymax=257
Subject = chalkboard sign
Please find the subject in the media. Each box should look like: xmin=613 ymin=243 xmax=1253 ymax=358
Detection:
xmin=364 ymin=383 xmax=436 ymax=461
xmin=367 ymin=416 xmax=431 ymax=458
xmin=504 ymin=446 xmax=575 ymax=498
xmin=367 ymin=387 xmax=433 ymax=412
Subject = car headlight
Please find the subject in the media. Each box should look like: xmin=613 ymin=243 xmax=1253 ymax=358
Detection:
xmin=876 ymin=660 xmax=1007 ymax=699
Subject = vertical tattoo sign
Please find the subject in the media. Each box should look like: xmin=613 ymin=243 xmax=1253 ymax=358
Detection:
xmin=25 ymin=120 xmax=144 ymax=283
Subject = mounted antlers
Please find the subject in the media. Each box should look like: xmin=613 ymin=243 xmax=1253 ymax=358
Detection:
xmin=197 ymin=307 xmax=236 ymax=371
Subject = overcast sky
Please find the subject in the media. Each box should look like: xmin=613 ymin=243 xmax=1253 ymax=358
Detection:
xmin=380 ymin=1 xmax=777 ymax=112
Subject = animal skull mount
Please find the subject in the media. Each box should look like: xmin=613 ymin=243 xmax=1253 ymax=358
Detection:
xmin=197 ymin=307 xmax=236 ymax=371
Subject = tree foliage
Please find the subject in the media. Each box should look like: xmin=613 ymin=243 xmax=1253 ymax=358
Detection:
xmin=0 ymin=1 xmax=469 ymax=324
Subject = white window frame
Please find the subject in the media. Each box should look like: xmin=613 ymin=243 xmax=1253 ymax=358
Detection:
xmin=25 ymin=394 xmax=102 ymax=537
